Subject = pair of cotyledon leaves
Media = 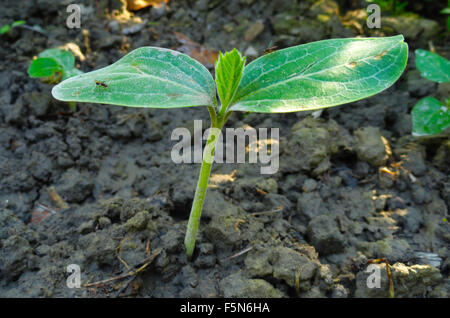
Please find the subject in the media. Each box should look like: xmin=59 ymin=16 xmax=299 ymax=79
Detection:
xmin=52 ymin=35 xmax=408 ymax=114
xmin=411 ymin=49 xmax=450 ymax=136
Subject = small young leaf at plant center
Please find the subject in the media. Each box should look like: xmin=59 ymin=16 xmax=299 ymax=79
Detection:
xmin=215 ymin=48 xmax=246 ymax=110
xmin=412 ymin=97 xmax=450 ymax=136
xmin=52 ymin=47 xmax=216 ymax=108
xmin=229 ymin=35 xmax=408 ymax=113
xmin=28 ymin=57 xmax=61 ymax=78
xmin=415 ymin=49 xmax=450 ymax=83
xmin=39 ymin=48 xmax=75 ymax=73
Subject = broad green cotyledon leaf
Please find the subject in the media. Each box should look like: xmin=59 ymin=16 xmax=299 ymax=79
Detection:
xmin=52 ymin=47 xmax=216 ymax=108
xmin=415 ymin=49 xmax=450 ymax=83
xmin=229 ymin=35 xmax=408 ymax=113
xmin=412 ymin=97 xmax=450 ymax=136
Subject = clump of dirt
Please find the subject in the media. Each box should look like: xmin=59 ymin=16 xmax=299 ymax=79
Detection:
xmin=0 ymin=0 xmax=448 ymax=297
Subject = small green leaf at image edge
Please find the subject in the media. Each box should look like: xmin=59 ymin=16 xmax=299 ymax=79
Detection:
xmin=412 ymin=97 xmax=450 ymax=136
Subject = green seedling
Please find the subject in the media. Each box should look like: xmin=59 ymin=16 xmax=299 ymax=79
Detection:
xmin=0 ymin=20 xmax=25 ymax=35
xmin=28 ymin=48 xmax=83 ymax=82
xmin=28 ymin=48 xmax=83 ymax=111
xmin=1 ymin=20 xmax=47 ymax=37
xmin=52 ymin=35 xmax=408 ymax=258
xmin=411 ymin=49 xmax=450 ymax=136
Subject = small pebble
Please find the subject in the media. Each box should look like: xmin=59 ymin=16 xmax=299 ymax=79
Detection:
xmin=302 ymin=178 xmax=317 ymax=192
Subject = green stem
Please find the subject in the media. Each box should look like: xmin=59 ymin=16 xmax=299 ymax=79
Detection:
xmin=207 ymin=105 xmax=218 ymax=126
xmin=68 ymin=101 xmax=76 ymax=112
xmin=184 ymin=111 xmax=227 ymax=259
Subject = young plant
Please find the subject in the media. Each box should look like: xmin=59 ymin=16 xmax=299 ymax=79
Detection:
xmin=28 ymin=48 xmax=83 ymax=111
xmin=1 ymin=20 xmax=46 ymax=37
xmin=52 ymin=35 xmax=408 ymax=258
xmin=0 ymin=20 xmax=25 ymax=35
xmin=411 ymin=49 xmax=450 ymax=136
xmin=28 ymin=48 xmax=83 ymax=82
